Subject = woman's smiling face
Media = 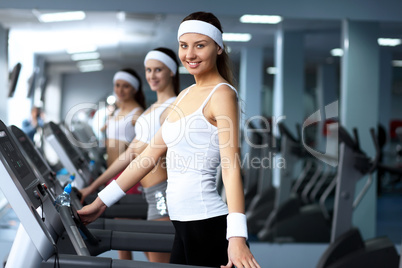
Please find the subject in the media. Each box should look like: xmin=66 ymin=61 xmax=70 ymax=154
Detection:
xmin=178 ymin=33 xmax=221 ymax=77
xmin=114 ymin=79 xmax=136 ymax=101
xmin=145 ymin=59 xmax=173 ymax=92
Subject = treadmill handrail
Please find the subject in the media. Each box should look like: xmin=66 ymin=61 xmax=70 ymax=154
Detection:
xmin=59 ymin=205 xmax=91 ymax=256
xmin=352 ymin=128 xmax=382 ymax=209
xmin=278 ymin=122 xmax=299 ymax=143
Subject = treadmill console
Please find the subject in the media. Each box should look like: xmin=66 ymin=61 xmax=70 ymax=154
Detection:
xmin=11 ymin=126 xmax=49 ymax=175
xmin=43 ymin=121 xmax=92 ymax=188
xmin=0 ymin=125 xmax=47 ymax=209
xmin=45 ymin=122 xmax=84 ymax=164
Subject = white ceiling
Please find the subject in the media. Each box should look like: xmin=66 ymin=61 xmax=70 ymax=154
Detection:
xmin=1 ymin=1 xmax=402 ymax=74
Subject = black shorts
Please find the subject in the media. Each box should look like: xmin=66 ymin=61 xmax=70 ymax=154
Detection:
xmin=170 ymin=215 xmax=228 ymax=267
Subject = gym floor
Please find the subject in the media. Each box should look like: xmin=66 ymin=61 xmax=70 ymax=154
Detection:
xmin=1 ymin=191 xmax=401 ymax=268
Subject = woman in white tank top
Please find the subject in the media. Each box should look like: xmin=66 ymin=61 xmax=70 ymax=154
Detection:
xmin=79 ymin=12 xmax=261 ymax=268
xmin=103 ymin=68 xmax=145 ymax=167
xmin=79 ymin=47 xmax=180 ymax=263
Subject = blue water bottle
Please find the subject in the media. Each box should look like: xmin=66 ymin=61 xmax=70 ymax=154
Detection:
xmin=54 ymin=183 xmax=72 ymax=212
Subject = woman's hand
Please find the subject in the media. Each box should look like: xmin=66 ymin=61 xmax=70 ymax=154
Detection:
xmin=221 ymin=237 xmax=261 ymax=268
xmin=77 ymin=197 xmax=107 ymax=225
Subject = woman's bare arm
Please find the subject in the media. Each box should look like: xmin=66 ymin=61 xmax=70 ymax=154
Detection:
xmin=212 ymin=86 xmax=244 ymax=214
xmin=211 ymin=86 xmax=261 ymax=268
xmin=79 ymin=139 xmax=147 ymax=202
xmin=77 ymin=129 xmax=168 ymax=224
xmin=113 ymin=128 xmax=167 ymax=192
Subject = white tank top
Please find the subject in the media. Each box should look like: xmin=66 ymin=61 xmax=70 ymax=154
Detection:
xmin=162 ymin=83 xmax=238 ymax=221
xmin=134 ymin=97 xmax=176 ymax=144
xmin=106 ymin=107 xmax=141 ymax=143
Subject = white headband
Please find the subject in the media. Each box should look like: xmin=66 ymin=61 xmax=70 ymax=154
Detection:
xmin=113 ymin=71 xmax=140 ymax=92
xmin=144 ymin=50 xmax=177 ymax=75
xmin=177 ymin=20 xmax=224 ymax=49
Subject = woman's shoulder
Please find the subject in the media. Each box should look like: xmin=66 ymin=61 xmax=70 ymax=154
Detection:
xmin=212 ymin=83 xmax=238 ymax=99
xmin=171 ymin=85 xmax=193 ymax=104
xmin=129 ymin=106 xmax=144 ymax=125
xmin=133 ymin=108 xmax=144 ymax=121
xmin=129 ymin=104 xmax=144 ymax=114
xmin=178 ymin=85 xmax=193 ymax=96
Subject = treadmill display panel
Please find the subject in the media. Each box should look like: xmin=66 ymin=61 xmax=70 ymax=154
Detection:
xmin=0 ymin=131 xmax=30 ymax=179
xmin=17 ymin=133 xmax=48 ymax=174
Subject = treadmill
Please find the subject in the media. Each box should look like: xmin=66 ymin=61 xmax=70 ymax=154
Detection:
xmin=256 ymin=123 xmax=335 ymax=243
xmin=0 ymin=119 xmax=210 ymax=268
xmin=42 ymin=121 xmax=148 ymax=216
xmin=43 ymin=121 xmax=94 ymax=189
xmin=316 ymin=127 xmax=399 ymax=268
xmin=245 ymin=122 xmax=313 ymax=236
xmin=244 ymin=121 xmax=277 ymax=235
xmin=9 ymin=124 xmax=164 ymax=227
xmin=65 ymin=120 xmax=107 ymax=177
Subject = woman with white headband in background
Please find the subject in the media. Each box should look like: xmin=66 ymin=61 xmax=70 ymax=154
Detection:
xmin=78 ymin=12 xmax=261 ymax=268
xmin=100 ymin=68 xmax=145 ymax=260
xmin=103 ymin=68 xmax=145 ymax=168
xmin=80 ymin=47 xmax=179 ymax=263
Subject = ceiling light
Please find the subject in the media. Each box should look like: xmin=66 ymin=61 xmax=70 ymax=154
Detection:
xmin=79 ymin=64 xmax=104 ymax=72
xmin=223 ymin=33 xmax=252 ymax=42
xmin=71 ymin=52 xmax=100 ymax=61
xmin=67 ymin=45 xmax=98 ymax=54
xmin=77 ymin=59 xmax=102 ymax=67
xmin=392 ymin=60 xmax=402 ymax=67
xmin=378 ymin=38 xmax=402 ymax=47
xmin=330 ymin=48 xmax=343 ymax=57
xmin=77 ymin=60 xmax=103 ymax=72
xmin=266 ymin=67 xmax=277 ymax=75
xmin=240 ymin=14 xmax=282 ymax=24
xmin=37 ymin=11 xmax=86 ymax=23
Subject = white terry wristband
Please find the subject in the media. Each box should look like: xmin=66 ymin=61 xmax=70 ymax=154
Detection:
xmin=98 ymin=180 xmax=126 ymax=207
xmin=226 ymin=213 xmax=248 ymax=240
